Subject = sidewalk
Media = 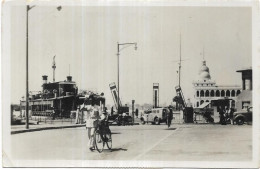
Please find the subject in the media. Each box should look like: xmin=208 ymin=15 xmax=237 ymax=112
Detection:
xmin=11 ymin=119 xmax=141 ymax=135
xmin=11 ymin=121 xmax=85 ymax=135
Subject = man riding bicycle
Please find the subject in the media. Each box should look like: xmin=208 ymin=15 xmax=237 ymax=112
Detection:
xmin=99 ymin=107 xmax=111 ymax=141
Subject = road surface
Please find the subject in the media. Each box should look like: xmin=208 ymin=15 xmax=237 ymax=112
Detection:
xmin=9 ymin=124 xmax=252 ymax=165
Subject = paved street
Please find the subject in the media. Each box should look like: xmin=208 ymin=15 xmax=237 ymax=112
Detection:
xmin=10 ymin=124 xmax=252 ymax=162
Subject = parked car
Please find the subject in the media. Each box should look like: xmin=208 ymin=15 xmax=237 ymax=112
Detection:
xmin=233 ymin=107 xmax=252 ymax=125
xmin=140 ymin=108 xmax=168 ymax=125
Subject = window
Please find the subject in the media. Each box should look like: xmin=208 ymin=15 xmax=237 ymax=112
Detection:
xmin=242 ymin=101 xmax=250 ymax=109
xmin=197 ymin=91 xmax=199 ymax=97
xmin=221 ymin=90 xmax=225 ymax=97
xmin=216 ymin=90 xmax=220 ymax=97
xmin=210 ymin=90 xmax=215 ymax=97
xmin=237 ymin=90 xmax=241 ymax=96
xmin=231 ymin=90 xmax=235 ymax=97
xmin=205 ymin=90 xmax=209 ymax=97
xmin=200 ymin=90 xmax=204 ymax=97
xmin=226 ymin=90 xmax=230 ymax=97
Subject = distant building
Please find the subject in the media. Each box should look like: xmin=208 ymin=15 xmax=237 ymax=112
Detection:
xmin=193 ymin=60 xmax=241 ymax=108
xmin=236 ymin=67 xmax=252 ymax=111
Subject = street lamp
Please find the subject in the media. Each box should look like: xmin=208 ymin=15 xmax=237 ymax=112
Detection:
xmin=25 ymin=5 xmax=62 ymax=129
xmin=116 ymin=42 xmax=137 ymax=113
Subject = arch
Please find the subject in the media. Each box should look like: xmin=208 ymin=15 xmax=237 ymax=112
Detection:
xmin=226 ymin=90 xmax=230 ymax=97
xmin=210 ymin=90 xmax=215 ymax=97
xmin=197 ymin=91 xmax=199 ymax=97
xmin=236 ymin=90 xmax=241 ymax=96
xmin=216 ymin=90 xmax=220 ymax=97
xmin=231 ymin=90 xmax=235 ymax=97
xmin=200 ymin=90 xmax=204 ymax=97
xmin=221 ymin=90 xmax=225 ymax=97
xmin=205 ymin=90 xmax=209 ymax=97
xmin=200 ymin=100 xmax=204 ymax=105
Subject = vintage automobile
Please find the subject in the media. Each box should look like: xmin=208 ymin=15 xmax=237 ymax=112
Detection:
xmin=233 ymin=107 xmax=252 ymax=125
xmin=140 ymin=108 xmax=168 ymax=125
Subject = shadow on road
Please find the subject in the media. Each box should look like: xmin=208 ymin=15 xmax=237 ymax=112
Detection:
xmin=109 ymin=148 xmax=128 ymax=152
xmin=164 ymin=128 xmax=176 ymax=130
xmin=111 ymin=132 xmax=121 ymax=135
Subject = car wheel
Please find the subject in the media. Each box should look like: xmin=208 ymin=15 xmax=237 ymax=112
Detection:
xmin=154 ymin=118 xmax=160 ymax=125
xmin=236 ymin=117 xmax=244 ymax=125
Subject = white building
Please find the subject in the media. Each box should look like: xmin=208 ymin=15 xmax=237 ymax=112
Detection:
xmin=193 ymin=60 xmax=241 ymax=108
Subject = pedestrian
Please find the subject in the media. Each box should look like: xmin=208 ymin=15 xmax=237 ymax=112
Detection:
xmin=219 ymin=106 xmax=226 ymax=125
xmin=135 ymin=108 xmax=139 ymax=118
xmin=111 ymin=107 xmax=114 ymax=116
xmin=85 ymin=96 xmax=100 ymax=151
xmin=229 ymin=106 xmax=234 ymax=125
xmin=75 ymin=106 xmax=80 ymax=124
xmin=224 ymin=106 xmax=230 ymax=123
xmin=167 ymin=109 xmax=173 ymax=128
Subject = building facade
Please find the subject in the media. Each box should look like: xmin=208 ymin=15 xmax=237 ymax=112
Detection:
xmin=193 ymin=60 xmax=242 ymax=108
xmin=236 ymin=68 xmax=252 ymax=112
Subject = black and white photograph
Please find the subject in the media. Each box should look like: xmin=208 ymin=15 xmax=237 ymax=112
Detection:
xmin=1 ymin=0 xmax=260 ymax=168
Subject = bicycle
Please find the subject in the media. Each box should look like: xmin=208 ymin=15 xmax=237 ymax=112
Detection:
xmin=94 ymin=121 xmax=112 ymax=153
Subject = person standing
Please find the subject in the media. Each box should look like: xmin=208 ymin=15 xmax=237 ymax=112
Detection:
xmin=167 ymin=109 xmax=173 ymax=128
xmin=111 ymin=107 xmax=114 ymax=116
xmin=84 ymin=96 xmax=100 ymax=151
xmin=75 ymin=106 xmax=80 ymax=124
xmin=229 ymin=106 xmax=234 ymax=125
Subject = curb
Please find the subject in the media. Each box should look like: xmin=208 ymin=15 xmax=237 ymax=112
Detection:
xmin=11 ymin=124 xmax=85 ymax=135
xmin=11 ymin=123 xmax=141 ymax=135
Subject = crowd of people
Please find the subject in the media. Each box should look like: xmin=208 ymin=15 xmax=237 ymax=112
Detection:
xmin=219 ymin=106 xmax=234 ymax=125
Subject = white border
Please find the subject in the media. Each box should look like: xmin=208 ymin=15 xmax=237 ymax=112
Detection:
xmin=1 ymin=0 xmax=259 ymax=168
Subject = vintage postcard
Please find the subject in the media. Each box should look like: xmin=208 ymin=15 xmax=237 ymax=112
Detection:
xmin=1 ymin=0 xmax=260 ymax=168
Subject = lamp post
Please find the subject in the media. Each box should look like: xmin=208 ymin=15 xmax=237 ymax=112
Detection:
xmin=25 ymin=5 xmax=62 ymax=129
xmin=116 ymin=42 xmax=137 ymax=113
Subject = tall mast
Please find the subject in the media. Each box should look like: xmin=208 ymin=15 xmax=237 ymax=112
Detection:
xmin=69 ymin=64 xmax=70 ymax=76
xmin=179 ymin=33 xmax=181 ymax=87
xmin=52 ymin=55 xmax=56 ymax=82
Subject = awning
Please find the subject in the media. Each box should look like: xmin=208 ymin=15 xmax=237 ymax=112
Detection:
xmin=198 ymin=102 xmax=210 ymax=109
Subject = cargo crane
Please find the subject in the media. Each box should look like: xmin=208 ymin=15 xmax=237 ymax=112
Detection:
xmin=172 ymin=34 xmax=193 ymax=123
xmin=174 ymin=86 xmax=193 ymax=123
xmin=109 ymin=82 xmax=132 ymax=125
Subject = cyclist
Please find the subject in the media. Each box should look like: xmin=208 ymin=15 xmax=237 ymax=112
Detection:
xmin=99 ymin=107 xmax=111 ymax=141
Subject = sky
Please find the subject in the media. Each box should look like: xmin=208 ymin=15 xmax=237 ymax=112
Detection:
xmin=7 ymin=2 xmax=252 ymax=106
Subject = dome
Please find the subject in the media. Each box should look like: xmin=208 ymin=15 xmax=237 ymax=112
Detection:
xmin=200 ymin=71 xmax=211 ymax=80
xmin=198 ymin=60 xmax=211 ymax=80
xmin=200 ymin=65 xmax=209 ymax=72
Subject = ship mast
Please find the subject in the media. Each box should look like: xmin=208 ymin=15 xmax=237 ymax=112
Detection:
xmin=178 ymin=33 xmax=181 ymax=87
xmin=52 ymin=55 xmax=56 ymax=82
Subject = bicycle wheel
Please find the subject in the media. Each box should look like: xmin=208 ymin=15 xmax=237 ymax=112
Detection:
xmin=94 ymin=130 xmax=104 ymax=153
xmin=105 ymin=132 xmax=112 ymax=150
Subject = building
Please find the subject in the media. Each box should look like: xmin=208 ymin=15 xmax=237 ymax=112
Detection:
xmin=236 ymin=67 xmax=252 ymax=111
xmin=193 ymin=60 xmax=242 ymax=108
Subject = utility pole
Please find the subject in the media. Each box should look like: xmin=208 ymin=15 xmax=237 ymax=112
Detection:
xmin=116 ymin=42 xmax=137 ymax=113
xmin=25 ymin=5 xmax=62 ymax=129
